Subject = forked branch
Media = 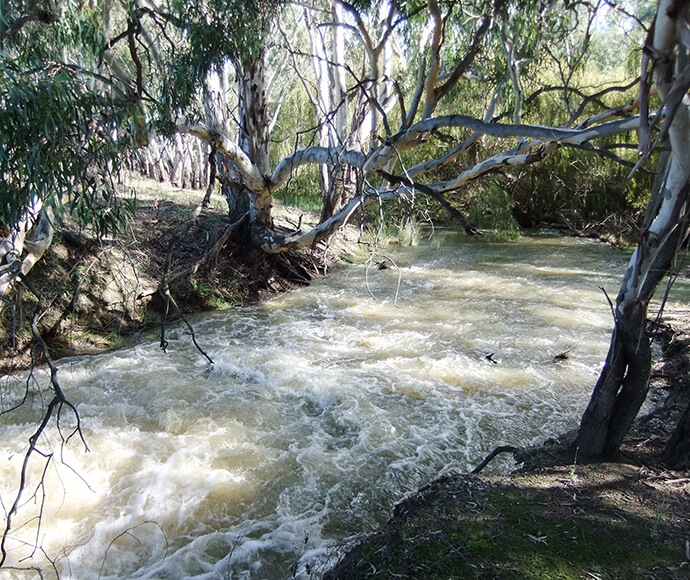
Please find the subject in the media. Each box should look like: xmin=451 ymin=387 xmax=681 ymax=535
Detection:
xmin=0 ymin=277 xmax=88 ymax=568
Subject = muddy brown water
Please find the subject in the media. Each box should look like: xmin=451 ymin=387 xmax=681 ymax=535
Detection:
xmin=3 ymin=231 xmax=680 ymax=579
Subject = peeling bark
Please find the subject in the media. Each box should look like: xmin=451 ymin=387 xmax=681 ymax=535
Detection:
xmin=0 ymin=204 xmax=55 ymax=297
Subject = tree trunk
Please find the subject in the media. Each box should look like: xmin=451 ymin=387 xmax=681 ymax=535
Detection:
xmin=306 ymin=6 xmax=335 ymax=216
xmin=0 ymin=203 xmax=55 ymax=297
xmin=306 ymin=2 xmax=359 ymax=224
xmin=320 ymin=163 xmax=358 ymax=223
xmin=575 ymin=0 xmax=690 ymax=459
xmin=575 ymin=198 xmax=690 ymax=457
xmin=236 ymin=56 xmax=271 ymax=230
xmin=663 ymin=402 xmax=690 ymax=469
xmin=220 ymin=156 xmax=252 ymax=223
xmin=201 ymin=56 xmax=271 ymax=235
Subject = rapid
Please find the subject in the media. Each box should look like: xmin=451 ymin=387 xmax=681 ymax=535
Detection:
xmin=1 ymin=231 xmax=636 ymax=579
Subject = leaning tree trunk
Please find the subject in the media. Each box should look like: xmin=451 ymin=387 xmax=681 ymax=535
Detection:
xmin=574 ymin=0 xmax=690 ymax=459
xmin=663 ymin=402 xmax=690 ymax=468
xmin=575 ymin=223 xmax=686 ymax=456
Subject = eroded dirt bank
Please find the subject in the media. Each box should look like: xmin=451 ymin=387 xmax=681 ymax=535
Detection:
xmin=0 ymin=179 xmax=332 ymax=370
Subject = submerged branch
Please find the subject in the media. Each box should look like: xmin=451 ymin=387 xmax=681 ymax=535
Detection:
xmin=158 ymin=202 xmax=216 ymax=366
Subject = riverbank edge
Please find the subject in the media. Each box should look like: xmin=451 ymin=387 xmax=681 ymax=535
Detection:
xmin=0 ymin=178 xmax=640 ymax=371
xmin=0 ymin=179 xmax=353 ymax=372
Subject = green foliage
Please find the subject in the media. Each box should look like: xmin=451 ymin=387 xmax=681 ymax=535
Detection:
xmin=1 ymin=0 xmax=107 ymax=66
xmin=172 ymin=0 xmax=283 ymax=67
xmin=507 ymin=143 xmax=651 ymax=231
xmin=0 ymin=1 xmax=137 ymax=235
xmin=467 ymin=179 xmax=520 ymax=240
xmin=363 ymin=217 xmax=421 ymax=248
xmin=276 ymin=165 xmax=323 ymax=212
xmin=162 ymin=0 xmax=286 ymax=123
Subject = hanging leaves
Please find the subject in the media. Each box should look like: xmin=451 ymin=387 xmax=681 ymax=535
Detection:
xmin=0 ymin=0 xmax=137 ymax=237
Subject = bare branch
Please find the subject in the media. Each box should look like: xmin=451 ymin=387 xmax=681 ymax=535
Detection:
xmin=0 ymin=278 xmax=87 ymax=568
xmin=366 ymin=114 xmax=640 ymax=171
xmin=262 ymin=189 xmax=399 ymax=253
xmin=178 ymin=124 xmax=266 ymax=193
xmin=424 ymin=0 xmax=505 ymax=118
xmin=269 ymin=147 xmax=366 ymax=192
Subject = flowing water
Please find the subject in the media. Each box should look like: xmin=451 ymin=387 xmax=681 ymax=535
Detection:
xmin=1 ymin=232 xmax=639 ymax=579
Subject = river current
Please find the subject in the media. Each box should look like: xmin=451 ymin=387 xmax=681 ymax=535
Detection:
xmin=1 ymin=232 xmax=635 ymax=578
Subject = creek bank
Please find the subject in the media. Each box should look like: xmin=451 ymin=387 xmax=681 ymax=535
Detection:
xmin=323 ymin=316 xmax=690 ymax=579
xmin=323 ymin=462 xmax=689 ymax=580
xmin=0 ymin=179 xmax=337 ymax=371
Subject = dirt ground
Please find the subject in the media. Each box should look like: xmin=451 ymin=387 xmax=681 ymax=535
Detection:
xmin=322 ymin=461 xmax=689 ymax=579
xmin=0 ymin=177 xmax=334 ymax=371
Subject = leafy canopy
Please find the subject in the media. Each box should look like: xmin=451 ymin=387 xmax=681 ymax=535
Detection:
xmin=0 ymin=0 xmax=136 ymax=235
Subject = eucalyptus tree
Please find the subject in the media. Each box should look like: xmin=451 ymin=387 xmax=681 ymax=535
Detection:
xmin=574 ymin=0 xmax=690 ymax=468
xmin=0 ymin=0 xmax=143 ymax=297
xmin=1 ymin=0 xmax=645 ymax=284
xmin=183 ymin=0 xmax=642 ymax=254
xmin=169 ymin=0 xmax=286 ymax=235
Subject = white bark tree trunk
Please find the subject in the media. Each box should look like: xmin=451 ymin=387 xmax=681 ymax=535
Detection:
xmin=575 ymin=0 xmax=690 ymax=458
xmin=0 ymin=200 xmax=55 ymax=297
xmin=235 ymin=56 xmax=272 ymax=229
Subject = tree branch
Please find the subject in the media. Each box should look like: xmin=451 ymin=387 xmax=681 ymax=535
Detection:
xmin=178 ymin=124 xmax=266 ymax=193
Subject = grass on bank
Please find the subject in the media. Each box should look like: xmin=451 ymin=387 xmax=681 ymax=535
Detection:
xmin=324 ymin=464 xmax=688 ymax=580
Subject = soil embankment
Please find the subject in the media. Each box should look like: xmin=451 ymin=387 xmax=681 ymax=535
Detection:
xmin=0 ymin=179 xmax=329 ymax=369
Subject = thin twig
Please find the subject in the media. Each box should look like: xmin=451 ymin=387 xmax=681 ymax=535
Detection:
xmin=99 ymin=521 xmax=169 ymax=580
xmin=599 ymin=286 xmax=617 ymax=322
xmin=160 ymin=287 xmax=214 ymax=365
xmin=0 ymin=276 xmax=88 ymax=568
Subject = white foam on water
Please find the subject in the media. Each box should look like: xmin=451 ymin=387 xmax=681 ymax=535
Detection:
xmin=0 ymin=233 xmax=653 ymax=579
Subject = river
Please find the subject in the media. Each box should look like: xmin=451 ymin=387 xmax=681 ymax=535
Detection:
xmin=1 ymin=231 xmax=637 ymax=579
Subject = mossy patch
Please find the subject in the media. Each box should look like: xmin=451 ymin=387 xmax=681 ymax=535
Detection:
xmin=324 ymin=466 xmax=688 ymax=579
